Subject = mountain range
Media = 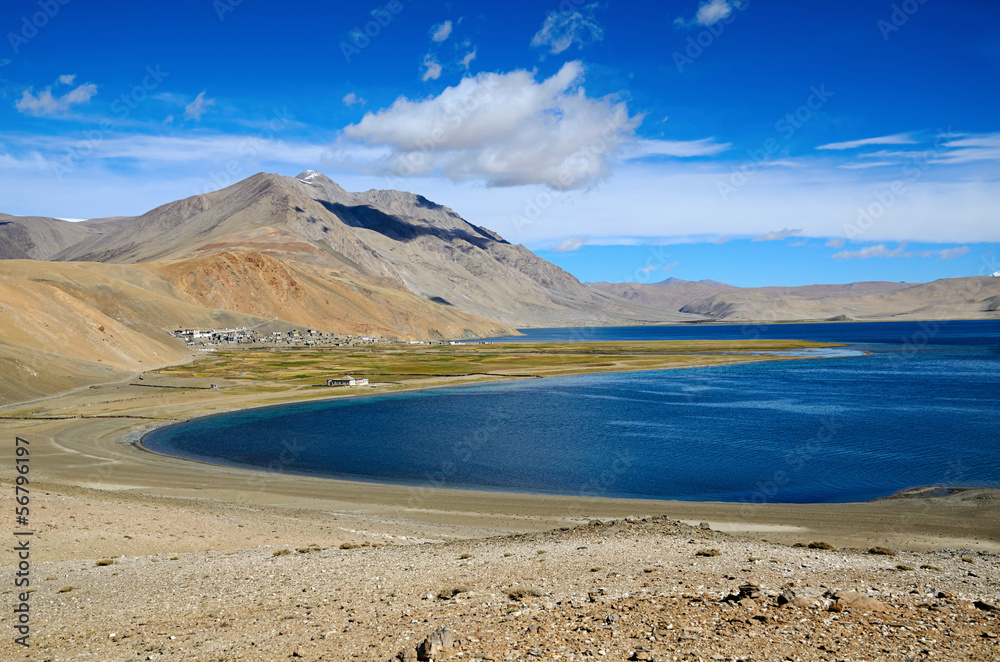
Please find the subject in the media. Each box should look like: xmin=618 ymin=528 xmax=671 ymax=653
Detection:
xmin=1 ymin=170 xmax=997 ymax=403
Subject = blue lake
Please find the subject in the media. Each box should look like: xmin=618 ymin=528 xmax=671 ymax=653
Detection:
xmin=143 ymin=320 xmax=1000 ymax=504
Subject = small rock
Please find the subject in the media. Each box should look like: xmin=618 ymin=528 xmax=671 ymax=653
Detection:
xmin=974 ymin=600 xmax=998 ymax=612
xmin=396 ymin=648 xmax=418 ymax=662
xmin=699 ymin=522 xmax=711 ymax=530
xmin=418 ymin=627 xmax=454 ymax=660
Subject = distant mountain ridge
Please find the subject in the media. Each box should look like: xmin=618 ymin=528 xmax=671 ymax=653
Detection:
xmin=590 ymin=276 xmax=1000 ymax=322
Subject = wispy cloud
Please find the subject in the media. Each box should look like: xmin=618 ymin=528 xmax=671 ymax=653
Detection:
xmin=342 ymin=92 xmax=366 ymax=107
xmin=15 ymin=77 xmax=97 ymax=117
xmin=816 ymin=133 xmax=918 ymax=150
xmin=934 ymin=133 xmax=1000 ymax=164
xmin=421 ymin=54 xmax=442 ymax=81
xmin=553 ymin=236 xmax=586 ymax=252
xmin=753 ymin=227 xmax=801 ymax=242
xmin=623 ymin=138 xmax=731 ymax=159
xmin=460 ymin=49 xmax=477 ymax=70
xmin=531 ymin=3 xmax=603 ymax=54
xmin=430 ymin=20 xmax=453 ymax=42
xmin=674 ymin=0 xmax=746 ymax=29
xmin=838 ymin=161 xmax=896 ymax=169
xmin=832 ymin=243 xmax=911 ymax=260
xmin=921 ymin=246 xmax=970 ymax=260
xmin=184 ymin=91 xmax=215 ymax=121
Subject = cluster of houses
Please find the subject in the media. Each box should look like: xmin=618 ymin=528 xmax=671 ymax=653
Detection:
xmin=170 ymin=327 xmax=382 ymax=347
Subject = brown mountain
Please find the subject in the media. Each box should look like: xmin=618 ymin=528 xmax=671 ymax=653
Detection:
xmin=50 ymin=171 xmax=687 ymax=328
xmin=590 ymin=276 xmax=1000 ymax=322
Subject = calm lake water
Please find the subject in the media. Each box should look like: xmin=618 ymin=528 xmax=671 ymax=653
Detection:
xmin=143 ymin=320 xmax=1000 ymax=504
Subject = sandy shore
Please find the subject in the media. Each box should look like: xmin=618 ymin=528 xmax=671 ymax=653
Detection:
xmin=1 ymin=364 xmax=998 ymax=556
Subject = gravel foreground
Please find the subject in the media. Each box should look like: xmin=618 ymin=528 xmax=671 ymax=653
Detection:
xmin=4 ymin=511 xmax=998 ymax=662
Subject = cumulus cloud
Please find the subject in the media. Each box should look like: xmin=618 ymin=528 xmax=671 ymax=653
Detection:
xmin=674 ymin=0 xmax=746 ymax=29
xmin=753 ymin=228 xmax=801 ymax=242
xmin=15 ymin=79 xmax=97 ymax=117
xmin=421 ymin=54 xmax=442 ymax=81
xmin=816 ymin=133 xmax=918 ymax=150
xmin=341 ymin=61 xmax=645 ymax=190
xmin=832 ymin=243 xmax=911 ymax=260
xmin=921 ymin=246 xmax=970 ymax=260
xmin=825 ymin=238 xmax=845 ymax=248
xmin=531 ymin=3 xmax=603 ymax=54
xmin=342 ymin=92 xmax=366 ymax=106
xmin=58 ymin=74 xmax=76 ymax=85
xmin=184 ymin=91 xmax=215 ymax=121
xmin=553 ymin=236 xmax=587 ymax=252
xmin=431 ymin=20 xmax=453 ymax=42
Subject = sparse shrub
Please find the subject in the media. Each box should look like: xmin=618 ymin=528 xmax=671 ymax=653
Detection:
xmin=58 ymin=585 xmax=75 ymax=593
xmin=503 ymin=552 xmax=513 ymax=557
xmin=792 ymin=542 xmax=807 ymax=548
xmin=537 ymin=550 xmax=547 ymax=555
xmin=590 ymin=567 xmax=601 ymax=572
xmin=95 ymin=559 xmax=115 ymax=567
xmin=459 ymin=553 xmax=471 ymax=559
xmin=920 ymin=564 xmax=940 ymax=571
xmin=643 ymin=567 xmax=656 ymax=573
xmin=868 ymin=546 xmax=897 ymax=557
xmin=436 ymin=585 xmax=470 ymax=600
xmin=809 ymin=541 xmax=835 ymax=550
xmin=273 ymin=549 xmax=292 ymax=556
xmin=339 ymin=542 xmax=357 ymax=550
xmin=505 ymin=587 xmax=543 ymax=601
xmin=896 ymin=564 xmax=915 ymax=571
xmin=696 ymin=548 xmax=720 ymax=557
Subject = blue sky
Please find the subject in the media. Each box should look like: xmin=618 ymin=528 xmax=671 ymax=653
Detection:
xmin=1 ymin=0 xmax=998 ymax=285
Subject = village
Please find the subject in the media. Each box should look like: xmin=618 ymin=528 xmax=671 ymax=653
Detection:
xmin=170 ymin=326 xmax=473 ymax=348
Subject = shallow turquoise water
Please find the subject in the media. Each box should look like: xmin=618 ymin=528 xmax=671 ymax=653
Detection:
xmin=144 ymin=320 xmax=1000 ymax=503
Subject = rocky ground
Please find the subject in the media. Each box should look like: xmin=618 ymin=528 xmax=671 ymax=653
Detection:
xmin=4 ymin=505 xmax=998 ymax=662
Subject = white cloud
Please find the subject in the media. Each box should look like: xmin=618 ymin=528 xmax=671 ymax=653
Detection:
xmin=531 ymin=3 xmax=603 ymax=54
xmin=921 ymin=246 xmax=970 ymax=260
xmin=624 ymin=138 xmax=731 ymax=159
xmin=421 ymin=54 xmax=442 ymax=81
xmin=460 ymin=49 xmax=477 ymax=70
xmin=184 ymin=91 xmax=215 ymax=121
xmin=553 ymin=236 xmax=586 ymax=252
xmin=342 ymin=92 xmax=366 ymax=107
xmin=816 ymin=133 xmax=918 ymax=150
xmin=431 ymin=20 xmax=453 ymax=42
xmin=832 ymin=243 xmax=911 ymax=260
xmin=753 ymin=228 xmax=802 ymax=242
xmin=838 ymin=161 xmax=897 ymax=169
xmin=15 ymin=81 xmax=97 ymax=117
xmin=58 ymin=74 xmax=76 ymax=85
xmin=341 ymin=61 xmax=642 ymax=190
xmin=935 ymin=133 xmax=1000 ymax=164
xmin=825 ymin=238 xmax=845 ymax=248
xmin=675 ymin=0 xmax=746 ymax=29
